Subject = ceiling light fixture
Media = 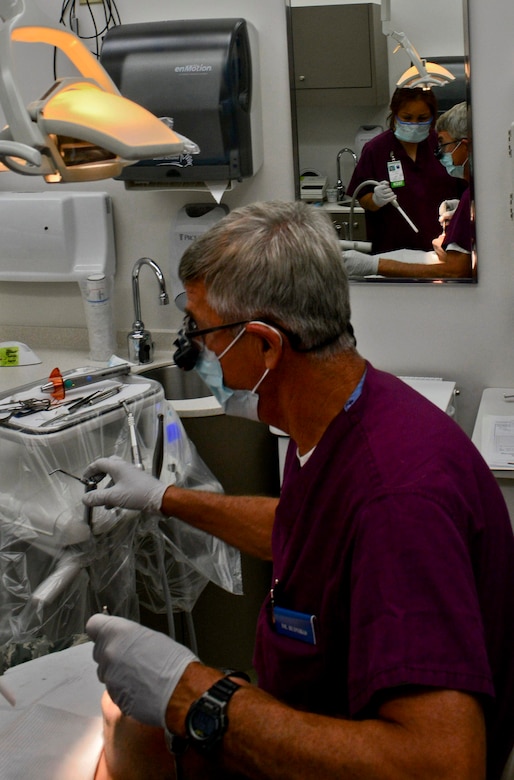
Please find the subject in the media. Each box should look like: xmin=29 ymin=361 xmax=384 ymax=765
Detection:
xmin=381 ymin=0 xmax=456 ymax=91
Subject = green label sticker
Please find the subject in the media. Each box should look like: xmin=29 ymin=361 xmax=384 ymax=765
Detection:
xmin=0 ymin=347 xmax=19 ymax=366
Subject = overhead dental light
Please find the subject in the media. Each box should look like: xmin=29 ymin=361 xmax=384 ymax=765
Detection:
xmin=381 ymin=0 xmax=455 ymax=91
xmin=0 ymin=0 xmax=193 ymax=183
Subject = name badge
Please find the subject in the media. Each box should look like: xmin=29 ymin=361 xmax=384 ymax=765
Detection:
xmin=273 ymin=606 xmax=317 ymax=645
xmin=387 ymin=160 xmax=405 ymax=188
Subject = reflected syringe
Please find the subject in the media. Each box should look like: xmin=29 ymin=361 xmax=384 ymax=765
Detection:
xmin=391 ymin=199 xmax=419 ymax=233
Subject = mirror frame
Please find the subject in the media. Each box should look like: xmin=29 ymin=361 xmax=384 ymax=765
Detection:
xmin=286 ymin=0 xmax=476 ymax=285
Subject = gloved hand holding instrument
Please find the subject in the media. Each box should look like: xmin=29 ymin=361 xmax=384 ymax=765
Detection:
xmin=86 ymin=613 xmax=198 ymax=726
xmin=82 ymin=456 xmax=167 ymax=513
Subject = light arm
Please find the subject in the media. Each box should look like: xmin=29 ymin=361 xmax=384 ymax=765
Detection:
xmin=12 ymin=26 xmax=119 ymax=94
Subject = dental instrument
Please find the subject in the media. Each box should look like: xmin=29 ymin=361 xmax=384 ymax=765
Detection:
xmin=391 ymin=200 xmax=419 ymax=234
xmin=49 ymin=468 xmax=106 ymax=529
xmin=40 ymin=364 xmax=130 ymax=398
xmin=122 ymin=401 xmax=144 ymax=470
xmin=40 ymin=385 xmax=123 ymax=427
xmin=0 ymin=397 xmax=51 ymax=419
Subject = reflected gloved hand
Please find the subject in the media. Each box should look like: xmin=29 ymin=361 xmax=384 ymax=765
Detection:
xmin=372 ymin=180 xmax=396 ymax=208
xmin=82 ymin=456 xmax=166 ymax=513
xmin=86 ymin=614 xmax=198 ymax=727
xmin=342 ymin=250 xmax=379 ymax=277
xmin=438 ymin=198 xmax=460 ymax=229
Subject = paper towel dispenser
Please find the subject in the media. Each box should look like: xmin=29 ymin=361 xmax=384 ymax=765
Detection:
xmin=99 ymin=19 xmax=263 ymax=188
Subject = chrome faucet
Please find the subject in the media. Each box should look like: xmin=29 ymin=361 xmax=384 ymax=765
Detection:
xmin=127 ymin=257 xmax=169 ymax=364
xmin=336 ymin=147 xmax=357 ymax=204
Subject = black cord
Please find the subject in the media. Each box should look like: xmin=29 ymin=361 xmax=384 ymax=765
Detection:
xmin=57 ymin=0 xmax=121 ymax=62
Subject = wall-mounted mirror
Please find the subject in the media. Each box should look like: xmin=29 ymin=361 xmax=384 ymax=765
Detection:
xmin=287 ymin=0 xmax=475 ymax=283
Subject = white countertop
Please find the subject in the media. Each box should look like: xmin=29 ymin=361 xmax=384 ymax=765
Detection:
xmin=320 ymin=201 xmax=364 ymax=214
xmin=0 ymin=347 xmax=95 ymax=394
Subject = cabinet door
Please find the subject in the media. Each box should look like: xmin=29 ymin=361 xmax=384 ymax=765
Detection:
xmin=292 ymin=5 xmax=373 ymax=90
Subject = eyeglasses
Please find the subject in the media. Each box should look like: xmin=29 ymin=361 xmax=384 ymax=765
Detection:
xmin=435 ymin=139 xmax=463 ymax=159
xmin=173 ymin=313 xmax=351 ymax=371
xmin=173 ymin=314 xmax=250 ymax=371
xmin=182 ymin=314 xmax=250 ymax=340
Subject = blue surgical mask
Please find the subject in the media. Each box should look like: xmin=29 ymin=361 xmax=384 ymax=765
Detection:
xmin=193 ymin=328 xmax=270 ymax=421
xmin=394 ymin=117 xmax=431 ymax=144
xmin=439 ymin=145 xmax=467 ymax=179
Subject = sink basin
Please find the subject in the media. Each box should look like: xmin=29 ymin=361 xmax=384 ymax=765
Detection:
xmin=138 ymin=363 xmax=212 ymax=400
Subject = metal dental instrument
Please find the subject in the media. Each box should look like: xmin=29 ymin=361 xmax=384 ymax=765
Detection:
xmin=0 ymin=397 xmax=51 ymax=415
xmin=65 ymin=384 xmax=123 ymax=412
xmin=40 ymin=385 xmax=123 ymax=427
xmin=49 ymin=468 xmax=106 ymax=529
xmin=123 ymin=401 xmax=143 ymax=470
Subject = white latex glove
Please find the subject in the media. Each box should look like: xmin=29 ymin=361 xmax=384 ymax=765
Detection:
xmin=86 ymin=614 xmax=198 ymax=727
xmin=342 ymin=250 xmax=379 ymax=277
xmin=438 ymin=198 xmax=460 ymax=228
xmin=82 ymin=456 xmax=166 ymax=513
xmin=372 ymin=180 xmax=396 ymax=208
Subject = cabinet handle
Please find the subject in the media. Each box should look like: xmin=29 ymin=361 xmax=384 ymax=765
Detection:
xmin=298 ymin=75 xmax=305 ymax=81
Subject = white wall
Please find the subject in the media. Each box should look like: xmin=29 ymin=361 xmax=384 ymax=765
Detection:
xmin=0 ymin=0 xmax=513 ymax=443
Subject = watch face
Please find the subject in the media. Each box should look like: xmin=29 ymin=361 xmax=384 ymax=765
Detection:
xmin=190 ymin=707 xmax=220 ymax=739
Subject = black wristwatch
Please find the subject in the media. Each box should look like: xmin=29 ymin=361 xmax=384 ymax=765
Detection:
xmin=185 ymin=672 xmax=249 ymax=753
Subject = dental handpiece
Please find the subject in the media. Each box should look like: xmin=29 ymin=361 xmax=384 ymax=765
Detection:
xmin=40 ymin=364 xmax=131 ymax=395
xmin=391 ymin=199 xmax=419 ymax=233
xmin=49 ymin=468 xmax=105 ymax=529
xmin=123 ymin=402 xmax=143 ymax=470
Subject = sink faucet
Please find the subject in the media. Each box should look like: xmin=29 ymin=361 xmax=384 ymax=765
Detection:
xmin=128 ymin=257 xmax=169 ymax=364
xmin=336 ymin=147 xmax=357 ymax=204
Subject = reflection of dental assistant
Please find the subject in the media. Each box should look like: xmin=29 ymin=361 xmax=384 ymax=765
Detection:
xmin=347 ymin=87 xmax=464 ymax=253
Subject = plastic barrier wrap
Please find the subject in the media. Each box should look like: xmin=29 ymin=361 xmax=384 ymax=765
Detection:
xmin=0 ymin=373 xmax=241 ymax=669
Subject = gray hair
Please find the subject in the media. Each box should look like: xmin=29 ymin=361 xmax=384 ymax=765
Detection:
xmin=179 ymin=200 xmax=355 ymax=356
xmin=436 ymin=101 xmax=468 ymax=140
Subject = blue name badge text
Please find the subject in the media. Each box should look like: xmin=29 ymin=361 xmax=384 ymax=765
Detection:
xmin=273 ymin=606 xmax=317 ymax=645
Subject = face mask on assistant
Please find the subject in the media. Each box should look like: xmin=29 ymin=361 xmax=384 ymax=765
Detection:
xmin=394 ymin=117 xmax=431 ymax=144
xmin=194 ymin=324 xmax=282 ymax=421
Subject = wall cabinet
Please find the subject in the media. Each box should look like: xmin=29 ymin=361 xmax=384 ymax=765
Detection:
xmin=291 ymin=3 xmax=389 ymax=105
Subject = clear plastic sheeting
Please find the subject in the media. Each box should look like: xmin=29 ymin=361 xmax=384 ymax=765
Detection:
xmin=0 ymin=375 xmax=241 ymax=670
xmin=133 ymin=400 xmax=243 ymax=615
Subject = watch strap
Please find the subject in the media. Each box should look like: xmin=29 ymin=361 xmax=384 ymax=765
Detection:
xmin=164 ymin=728 xmax=189 ymax=755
